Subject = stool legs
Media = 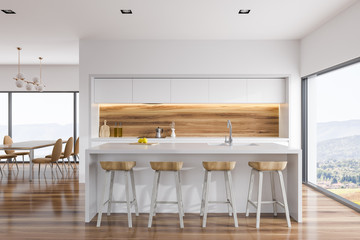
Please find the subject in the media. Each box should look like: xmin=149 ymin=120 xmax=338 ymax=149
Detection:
xmin=224 ymin=171 xmax=233 ymax=216
xmin=278 ymin=170 xmax=291 ymax=228
xmin=245 ymin=169 xmax=255 ymax=217
xmin=148 ymin=171 xmax=160 ymax=228
xmin=107 ymin=171 xmax=115 ymax=215
xmin=256 ymin=171 xmax=263 ymax=229
xmin=175 ymin=171 xmax=184 ymax=228
xmin=125 ymin=171 xmax=132 ymax=228
xmin=130 ymin=169 xmax=139 ymax=217
xmin=200 ymin=170 xmax=208 ymax=217
xmin=97 ymin=169 xmax=138 ymax=228
xmin=148 ymin=170 xmax=184 ymax=229
xmin=201 ymin=170 xmax=237 ymax=228
xmin=246 ymin=169 xmax=291 ymax=229
xmin=97 ymin=170 xmax=110 ymax=227
xmin=226 ymin=170 xmax=238 ymax=227
xmin=202 ymin=170 xmax=211 ymax=228
xmin=270 ymin=171 xmax=278 ymax=216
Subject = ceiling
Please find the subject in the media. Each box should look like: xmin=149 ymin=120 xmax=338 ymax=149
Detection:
xmin=0 ymin=0 xmax=357 ymax=64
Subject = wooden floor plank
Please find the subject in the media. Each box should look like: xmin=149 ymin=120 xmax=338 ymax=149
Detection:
xmin=1 ymin=163 xmax=360 ymax=239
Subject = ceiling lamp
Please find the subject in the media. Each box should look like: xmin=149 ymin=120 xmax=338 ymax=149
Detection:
xmin=34 ymin=57 xmax=45 ymax=92
xmin=14 ymin=47 xmax=46 ymax=92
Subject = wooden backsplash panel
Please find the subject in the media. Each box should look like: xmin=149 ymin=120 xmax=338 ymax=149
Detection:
xmin=99 ymin=104 xmax=279 ymax=138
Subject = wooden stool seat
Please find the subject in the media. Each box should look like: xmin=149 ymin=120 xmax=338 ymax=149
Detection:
xmin=248 ymin=161 xmax=287 ymax=171
xmin=0 ymin=154 xmax=17 ymax=159
xmin=202 ymin=161 xmax=236 ymax=171
xmin=100 ymin=161 xmax=136 ymax=171
xmin=150 ymin=161 xmax=183 ymax=171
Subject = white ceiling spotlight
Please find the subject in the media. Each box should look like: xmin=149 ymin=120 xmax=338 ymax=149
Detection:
xmin=238 ymin=9 xmax=251 ymax=14
xmin=14 ymin=47 xmax=46 ymax=92
xmin=120 ymin=9 xmax=132 ymax=14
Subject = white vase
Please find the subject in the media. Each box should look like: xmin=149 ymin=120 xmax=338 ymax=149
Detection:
xmin=171 ymin=128 xmax=176 ymax=138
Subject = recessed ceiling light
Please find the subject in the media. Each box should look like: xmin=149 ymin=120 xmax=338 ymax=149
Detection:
xmin=120 ymin=9 xmax=132 ymax=14
xmin=1 ymin=9 xmax=16 ymax=14
xmin=238 ymin=9 xmax=251 ymax=14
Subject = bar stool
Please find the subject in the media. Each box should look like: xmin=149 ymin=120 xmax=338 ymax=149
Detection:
xmin=96 ymin=161 xmax=139 ymax=228
xmin=245 ymin=161 xmax=291 ymax=229
xmin=200 ymin=161 xmax=238 ymax=228
xmin=148 ymin=161 xmax=184 ymax=229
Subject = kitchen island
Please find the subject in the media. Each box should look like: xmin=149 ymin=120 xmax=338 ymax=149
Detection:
xmin=85 ymin=142 xmax=302 ymax=223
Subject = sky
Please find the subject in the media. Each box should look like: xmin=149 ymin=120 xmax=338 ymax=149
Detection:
xmin=315 ymin=62 xmax=360 ymax=123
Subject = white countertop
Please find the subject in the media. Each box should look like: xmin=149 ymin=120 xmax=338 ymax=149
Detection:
xmin=91 ymin=137 xmax=289 ymax=144
xmin=86 ymin=142 xmax=300 ymax=154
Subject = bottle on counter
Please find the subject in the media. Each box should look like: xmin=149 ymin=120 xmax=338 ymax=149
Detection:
xmin=114 ymin=122 xmax=118 ymax=138
xmin=117 ymin=122 xmax=123 ymax=137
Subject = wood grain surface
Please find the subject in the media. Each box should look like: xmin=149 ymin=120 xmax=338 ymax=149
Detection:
xmin=99 ymin=104 xmax=279 ymax=138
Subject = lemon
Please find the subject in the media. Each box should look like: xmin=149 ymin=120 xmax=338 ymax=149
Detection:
xmin=138 ymin=138 xmax=143 ymax=143
xmin=143 ymin=138 xmax=148 ymax=143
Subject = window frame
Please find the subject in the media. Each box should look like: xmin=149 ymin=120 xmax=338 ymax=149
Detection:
xmin=0 ymin=91 xmax=79 ymax=150
xmin=301 ymin=56 xmax=360 ymax=212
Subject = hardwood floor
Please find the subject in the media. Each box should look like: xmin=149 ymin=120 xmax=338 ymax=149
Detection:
xmin=1 ymin=163 xmax=360 ymax=239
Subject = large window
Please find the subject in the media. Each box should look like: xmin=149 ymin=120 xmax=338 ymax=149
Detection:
xmin=304 ymin=61 xmax=360 ymax=208
xmin=0 ymin=92 xmax=78 ymax=158
xmin=0 ymin=93 xmax=8 ymax=138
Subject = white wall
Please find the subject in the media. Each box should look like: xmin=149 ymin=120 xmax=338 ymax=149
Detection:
xmin=301 ymin=1 xmax=360 ymax=76
xmin=0 ymin=65 xmax=79 ymax=91
xmin=79 ymin=40 xmax=301 ymax=182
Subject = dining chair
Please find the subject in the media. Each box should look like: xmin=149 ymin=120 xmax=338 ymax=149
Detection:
xmin=3 ymin=135 xmax=30 ymax=169
xmin=0 ymin=152 xmax=18 ymax=173
xmin=46 ymin=137 xmax=74 ymax=170
xmin=71 ymin=137 xmax=79 ymax=167
xmin=32 ymin=138 xmax=63 ymax=177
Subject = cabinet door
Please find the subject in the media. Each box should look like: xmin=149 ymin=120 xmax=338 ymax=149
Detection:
xmin=209 ymin=79 xmax=247 ymax=103
xmin=133 ymin=79 xmax=171 ymax=103
xmin=247 ymin=79 xmax=286 ymax=103
xmin=94 ymin=79 xmax=132 ymax=103
xmin=171 ymin=79 xmax=208 ymax=103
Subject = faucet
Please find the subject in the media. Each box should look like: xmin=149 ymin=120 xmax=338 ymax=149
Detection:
xmin=225 ymin=120 xmax=233 ymax=145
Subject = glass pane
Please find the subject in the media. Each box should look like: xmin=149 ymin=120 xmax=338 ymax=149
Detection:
xmin=12 ymin=93 xmax=74 ymax=158
xmin=308 ymin=62 xmax=360 ymax=206
xmin=0 ymin=93 xmax=8 ymax=139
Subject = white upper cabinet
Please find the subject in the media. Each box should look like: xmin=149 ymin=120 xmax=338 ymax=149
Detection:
xmin=94 ymin=79 xmax=132 ymax=103
xmin=133 ymin=79 xmax=171 ymax=103
xmin=247 ymin=79 xmax=286 ymax=103
xmin=171 ymin=79 xmax=209 ymax=103
xmin=208 ymin=79 xmax=247 ymax=103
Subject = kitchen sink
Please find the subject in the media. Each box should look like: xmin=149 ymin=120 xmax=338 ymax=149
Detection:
xmin=207 ymin=143 xmax=258 ymax=146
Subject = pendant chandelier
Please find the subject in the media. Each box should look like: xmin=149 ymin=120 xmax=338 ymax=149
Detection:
xmin=14 ymin=47 xmax=46 ymax=92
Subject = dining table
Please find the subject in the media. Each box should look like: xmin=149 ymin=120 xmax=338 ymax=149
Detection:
xmin=0 ymin=140 xmax=66 ymax=181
